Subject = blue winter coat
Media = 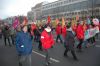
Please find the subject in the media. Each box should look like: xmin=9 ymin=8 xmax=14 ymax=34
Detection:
xmin=15 ymin=31 xmax=32 ymax=55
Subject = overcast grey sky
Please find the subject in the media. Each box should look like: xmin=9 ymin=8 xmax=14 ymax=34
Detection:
xmin=0 ymin=0 xmax=57 ymax=19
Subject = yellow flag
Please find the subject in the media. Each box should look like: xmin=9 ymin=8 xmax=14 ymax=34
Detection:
xmin=71 ymin=19 xmax=77 ymax=29
xmin=71 ymin=19 xmax=74 ymax=27
xmin=62 ymin=17 xmax=65 ymax=28
xmin=22 ymin=16 xmax=28 ymax=26
xmin=55 ymin=18 xmax=59 ymax=25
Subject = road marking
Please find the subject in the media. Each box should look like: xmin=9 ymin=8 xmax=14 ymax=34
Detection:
xmin=95 ymin=45 xmax=100 ymax=47
xmin=32 ymin=50 xmax=60 ymax=63
xmin=95 ymin=39 xmax=100 ymax=42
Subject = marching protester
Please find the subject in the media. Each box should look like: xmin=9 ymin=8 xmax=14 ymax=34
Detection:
xmin=37 ymin=26 xmax=43 ymax=51
xmin=32 ymin=24 xmax=43 ymax=51
xmin=62 ymin=25 xmax=67 ymax=40
xmin=87 ymin=24 xmax=95 ymax=45
xmin=28 ymin=25 xmax=33 ymax=40
xmin=82 ymin=21 xmax=88 ymax=48
xmin=34 ymin=27 xmax=41 ymax=42
xmin=1 ymin=14 xmax=100 ymax=66
xmin=76 ymin=21 xmax=84 ymax=52
xmin=10 ymin=26 xmax=16 ymax=45
xmin=55 ymin=23 xmax=63 ymax=43
xmin=31 ymin=23 xmax=37 ymax=42
xmin=2 ymin=25 xmax=12 ymax=46
xmin=64 ymin=24 xmax=78 ymax=61
xmin=41 ymin=25 xmax=54 ymax=65
xmin=15 ymin=25 xmax=33 ymax=66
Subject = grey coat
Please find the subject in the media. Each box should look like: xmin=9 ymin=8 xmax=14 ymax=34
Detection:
xmin=2 ymin=26 xmax=10 ymax=38
xmin=64 ymin=28 xmax=75 ymax=50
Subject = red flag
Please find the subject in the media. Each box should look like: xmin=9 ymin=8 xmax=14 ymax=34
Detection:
xmin=76 ymin=15 xmax=79 ymax=21
xmin=47 ymin=16 xmax=51 ymax=23
xmin=22 ymin=16 xmax=28 ymax=26
xmin=31 ymin=23 xmax=36 ymax=31
xmin=12 ymin=17 xmax=19 ymax=29
xmin=31 ymin=23 xmax=37 ymax=36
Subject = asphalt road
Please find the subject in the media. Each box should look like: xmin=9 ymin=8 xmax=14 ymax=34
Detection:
xmin=0 ymin=34 xmax=100 ymax=66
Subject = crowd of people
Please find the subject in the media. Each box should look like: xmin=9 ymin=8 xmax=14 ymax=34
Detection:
xmin=0 ymin=25 xmax=16 ymax=46
xmin=0 ymin=17 xmax=100 ymax=66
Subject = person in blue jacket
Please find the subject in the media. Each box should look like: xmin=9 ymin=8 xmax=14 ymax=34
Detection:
xmin=16 ymin=25 xmax=32 ymax=66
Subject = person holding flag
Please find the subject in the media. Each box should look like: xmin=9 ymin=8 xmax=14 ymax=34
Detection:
xmin=61 ymin=17 xmax=67 ymax=39
xmin=55 ymin=23 xmax=63 ymax=43
xmin=92 ymin=18 xmax=100 ymax=39
xmin=47 ymin=16 xmax=51 ymax=24
xmin=16 ymin=25 xmax=33 ymax=66
xmin=62 ymin=24 xmax=67 ymax=39
xmin=41 ymin=25 xmax=54 ymax=65
xmin=64 ymin=24 xmax=78 ymax=61
xmin=76 ymin=21 xmax=84 ymax=52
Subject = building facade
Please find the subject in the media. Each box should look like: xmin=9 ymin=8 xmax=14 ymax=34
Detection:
xmin=28 ymin=0 xmax=100 ymax=20
xmin=27 ymin=11 xmax=34 ymax=22
xmin=42 ymin=0 xmax=100 ymax=19
xmin=27 ymin=2 xmax=45 ymax=21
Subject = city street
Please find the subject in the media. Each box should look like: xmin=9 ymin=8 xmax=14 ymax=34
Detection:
xmin=0 ymin=0 xmax=100 ymax=66
xmin=0 ymin=34 xmax=100 ymax=66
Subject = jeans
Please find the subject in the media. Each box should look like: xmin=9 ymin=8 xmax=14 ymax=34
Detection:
xmin=18 ymin=54 xmax=31 ymax=66
xmin=56 ymin=34 xmax=63 ymax=43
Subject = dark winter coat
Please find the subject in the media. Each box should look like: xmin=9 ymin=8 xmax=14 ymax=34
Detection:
xmin=64 ymin=28 xmax=75 ymax=50
xmin=2 ymin=26 xmax=10 ymax=38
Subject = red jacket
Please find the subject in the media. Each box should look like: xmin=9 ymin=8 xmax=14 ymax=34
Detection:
xmin=76 ymin=25 xmax=84 ymax=40
xmin=31 ymin=24 xmax=37 ymax=36
xmin=31 ymin=24 xmax=36 ymax=31
xmin=62 ymin=26 xmax=67 ymax=38
xmin=72 ymin=25 xmax=77 ymax=33
xmin=41 ymin=30 xmax=54 ymax=49
xmin=55 ymin=25 xmax=62 ymax=35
